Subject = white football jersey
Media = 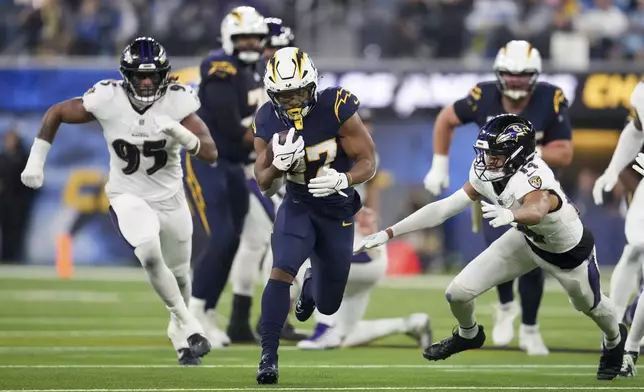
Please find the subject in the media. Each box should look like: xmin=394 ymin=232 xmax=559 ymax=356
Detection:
xmin=82 ymin=80 xmax=200 ymax=202
xmin=469 ymin=157 xmax=583 ymax=254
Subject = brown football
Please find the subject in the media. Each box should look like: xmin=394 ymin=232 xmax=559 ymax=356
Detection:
xmin=265 ymin=130 xmax=305 ymax=173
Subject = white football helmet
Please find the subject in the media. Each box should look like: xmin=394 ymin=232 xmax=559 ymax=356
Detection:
xmin=220 ymin=6 xmax=268 ymax=64
xmin=264 ymin=47 xmax=318 ymax=130
xmin=493 ymin=40 xmax=542 ymax=101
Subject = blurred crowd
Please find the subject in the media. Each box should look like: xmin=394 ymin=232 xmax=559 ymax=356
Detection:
xmin=2 ymin=0 xmax=644 ymax=59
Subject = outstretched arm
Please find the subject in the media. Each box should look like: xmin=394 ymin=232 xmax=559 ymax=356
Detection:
xmin=386 ymin=182 xmax=479 ymax=238
xmin=22 ymin=98 xmax=96 ymax=189
xmin=38 ymin=98 xmax=96 ymax=143
xmin=354 ymin=182 xmax=479 ymax=253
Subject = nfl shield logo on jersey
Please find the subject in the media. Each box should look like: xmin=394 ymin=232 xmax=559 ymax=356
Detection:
xmin=528 ymin=176 xmax=542 ymax=189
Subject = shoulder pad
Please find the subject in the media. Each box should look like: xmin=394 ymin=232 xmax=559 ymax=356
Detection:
xmin=510 ymin=159 xmax=555 ymax=200
xmin=163 ymin=83 xmax=201 ymax=121
xmin=465 ymin=81 xmax=495 ymax=103
xmin=321 ymin=86 xmax=360 ymax=124
xmin=535 ymin=82 xmax=568 ymax=114
xmin=204 ymin=60 xmax=238 ymax=79
xmin=630 ymin=82 xmax=644 ymax=118
xmin=82 ymin=79 xmax=120 ymax=115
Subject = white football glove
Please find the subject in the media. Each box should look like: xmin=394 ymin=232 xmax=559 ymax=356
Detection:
xmin=272 ymin=128 xmax=305 ymax=172
xmin=308 ymin=167 xmax=349 ymax=198
xmin=21 ymin=138 xmax=51 ymax=189
xmin=154 ymin=115 xmax=199 ymax=151
xmin=21 ymin=165 xmax=44 ymax=189
xmin=423 ymin=155 xmax=449 ymax=196
xmin=481 ymin=201 xmax=515 ymax=228
xmin=633 ymin=152 xmax=644 ymax=177
xmin=353 ymin=230 xmax=390 ymax=254
xmin=592 ymin=171 xmax=619 ymax=205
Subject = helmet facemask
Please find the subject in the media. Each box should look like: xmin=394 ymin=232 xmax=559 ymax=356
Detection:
xmin=473 ymin=143 xmax=528 ymax=182
xmin=120 ymin=66 xmax=170 ymax=107
xmin=232 ymin=34 xmax=266 ymax=64
xmin=267 ymin=82 xmax=317 ymax=130
xmin=495 ymin=69 xmax=539 ymax=101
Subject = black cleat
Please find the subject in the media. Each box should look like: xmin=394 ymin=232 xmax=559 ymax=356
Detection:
xmin=177 ymin=348 xmax=201 ymax=366
xmin=294 ymin=268 xmax=316 ymax=322
xmin=597 ymin=323 xmax=628 ymax=380
xmin=187 ymin=333 xmax=211 ymax=358
xmin=256 ymin=353 xmax=279 ymax=384
xmin=281 ymin=320 xmax=308 ymax=341
xmin=423 ymin=325 xmax=486 ymax=361
xmin=620 ymin=351 xmax=639 ymax=377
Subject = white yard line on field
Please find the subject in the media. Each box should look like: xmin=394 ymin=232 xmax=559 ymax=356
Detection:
xmin=1 ymin=387 xmax=643 ymax=392
xmin=0 ymin=364 xmax=641 ymax=369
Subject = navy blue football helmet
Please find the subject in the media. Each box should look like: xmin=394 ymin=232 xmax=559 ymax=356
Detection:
xmin=473 ymin=114 xmax=536 ymax=182
xmin=119 ymin=37 xmax=171 ymax=106
xmin=265 ymin=18 xmax=295 ymax=50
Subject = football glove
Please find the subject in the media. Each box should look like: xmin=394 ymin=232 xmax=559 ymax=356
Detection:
xmin=592 ymin=171 xmax=619 ymax=205
xmin=308 ymin=167 xmax=349 ymax=198
xmin=633 ymin=152 xmax=644 ymax=177
xmin=423 ymin=154 xmax=449 ymax=196
xmin=21 ymin=138 xmax=51 ymax=189
xmin=272 ymin=128 xmax=305 ymax=172
xmin=353 ymin=230 xmax=390 ymax=254
xmin=154 ymin=115 xmax=199 ymax=152
xmin=481 ymin=201 xmax=515 ymax=228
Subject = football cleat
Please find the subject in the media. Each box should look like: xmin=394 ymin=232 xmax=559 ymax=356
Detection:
xmin=227 ymin=321 xmax=258 ymax=344
xmin=405 ymin=313 xmax=433 ymax=349
xmin=281 ymin=320 xmax=308 ymax=341
xmin=518 ymin=324 xmax=549 ymax=356
xmin=492 ymin=301 xmax=519 ymax=346
xmin=188 ymin=300 xmax=231 ymax=348
xmin=597 ymin=324 xmax=628 ymax=380
xmin=256 ymin=353 xmax=279 ymax=384
xmin=187 ymin=333 xmax=211 ymax=358
xmin=620 ymin=351 xmax=638 ymax=377
xmin=423 ymin=325 xmax=486 ymax=361
xmin=297 ymin=323 xmax=341 ymax=350
xmin=177 ymin=348 xmax=201 ymax=366
xmin=294 ymin=268 xmax=316 ymax=322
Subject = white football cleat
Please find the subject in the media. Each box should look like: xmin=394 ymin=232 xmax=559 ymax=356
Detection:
xmin=492 ymin=301 xmax=520 ymax=346
xmin=297 ymin=323 xmax=342 ymax=350
xmin=405 ymin=313 xmax=433 ymax=348
xmin=188 ymin=298 xmax=230 ymax=348
xmin=518 ymin=324 xmax=549 ymax=356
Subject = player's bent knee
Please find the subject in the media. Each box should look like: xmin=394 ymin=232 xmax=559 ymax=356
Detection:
xmin=269 ymin=267 xmax=296 ymax=283
xmin=316 ymin=298 xmax=342 ymax=315
xmin=134 ymin=238 xmax=164 ymax=270
xmin=445 ymin=280 xmax=476 ymax=303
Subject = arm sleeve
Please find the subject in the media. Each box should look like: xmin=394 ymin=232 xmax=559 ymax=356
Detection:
xmin=391 ymin=188 xmax=474 ymax=237
xmin=604 ymin=84 xmax=644 ymax=174
xmin=542 ymin=89 xmax=572 ymax=144
xmin=452 ymin=84 xmax=482 ymax=124
xmin=201 ymin=78 xmax=246 ymax=141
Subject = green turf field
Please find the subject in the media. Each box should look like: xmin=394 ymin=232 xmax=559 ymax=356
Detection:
xmin=0 ymin=266 xmax=642 ymax=391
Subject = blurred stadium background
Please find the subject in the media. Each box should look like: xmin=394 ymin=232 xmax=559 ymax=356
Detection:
xmin=1 ymin=0 xmax=644 ymax=390
xmin=0 ymin=0 xmax=640 ymax=271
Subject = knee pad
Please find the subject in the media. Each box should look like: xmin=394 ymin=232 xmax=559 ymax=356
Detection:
xmin=445 ymin=280 xmax=476 ymax=303
xmin=134 ymin=238 xmax=164 ymax=270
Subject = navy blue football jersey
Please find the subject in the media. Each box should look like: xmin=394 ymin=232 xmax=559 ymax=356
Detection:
xmin=197 ymin=49 xmax=265 ymax=163
xmin=453 ymin=81 xmax=572 ymax=146
xmin=253 ymin=86 xmax=362 ymax=219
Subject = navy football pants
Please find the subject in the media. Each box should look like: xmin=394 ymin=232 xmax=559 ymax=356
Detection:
xmin=184 ymin=155 xmax=249 ymax=310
